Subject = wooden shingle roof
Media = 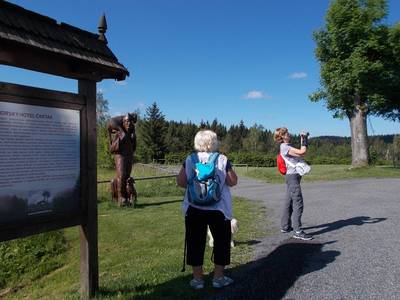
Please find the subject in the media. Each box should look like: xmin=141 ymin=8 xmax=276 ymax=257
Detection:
xmin=0 ymin=1 xmax=129 ymax=81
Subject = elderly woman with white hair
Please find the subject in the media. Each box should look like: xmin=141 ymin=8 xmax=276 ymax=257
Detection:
xmin=177 ymin=129 xmax=238 ymax=290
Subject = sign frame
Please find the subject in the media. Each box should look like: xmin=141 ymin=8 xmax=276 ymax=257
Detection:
xmin=0 ymin=81 xmax=88 ymax=242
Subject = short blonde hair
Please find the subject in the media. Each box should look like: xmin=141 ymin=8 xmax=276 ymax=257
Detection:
xmin=273 ymin=127 xmax=288 ymax=143
xmin=194 ymin=130 xmax=219 ymax=152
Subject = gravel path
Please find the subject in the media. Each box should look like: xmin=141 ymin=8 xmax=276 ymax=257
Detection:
xmin=209 ymin=177 xmax=400 ymax=300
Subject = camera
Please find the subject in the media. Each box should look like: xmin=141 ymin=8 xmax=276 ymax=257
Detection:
xmin=300 ymin=131 xmax=309 ymax=137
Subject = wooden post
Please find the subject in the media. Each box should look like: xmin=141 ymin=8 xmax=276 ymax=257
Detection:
xmin=78 ymin=80 xmax=98 ymax=298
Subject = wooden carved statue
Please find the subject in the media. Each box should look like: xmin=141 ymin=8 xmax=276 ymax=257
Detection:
xmin=107 ymin=113 xmax=138 ymax=207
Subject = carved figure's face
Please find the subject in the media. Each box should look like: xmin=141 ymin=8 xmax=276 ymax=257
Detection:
xmin=123 ymin=116 xmax=132 ymax=132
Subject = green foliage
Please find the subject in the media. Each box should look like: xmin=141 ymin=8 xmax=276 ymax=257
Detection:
xmin=310 ymin=0 xmax=399 ymax=167
xmin=242 ymin=124 xmax=270 ymax=152
xmin=97 ymin=123 xmax=114 ymax=168
xmin=310 ymin=0 xmax=400 ymax=120
xmin=96 ymin=91 xmax=110 ymax=126
xmin=222 ymin=120 xmax=248 ymax=152
xmin=137 ymin=102 xmax=168 ymax=161
xmin=393 ymin=135 xmax=400 ymax=167
xmin=96 ymin=91 xmax=114 ymax=168
xmin=0 ymin=231 xmax=67 ymax=289
xmin=165 ymin=121 xmax=198 ymax=153
xmin=229 ymin=152 xmax=276 ymax=167
xmin=96 ymin=101 xmax=396 ymax=168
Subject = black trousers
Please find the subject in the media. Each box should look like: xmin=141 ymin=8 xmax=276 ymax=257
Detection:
xmin=185 ymin=206 xmax=231 ymax=266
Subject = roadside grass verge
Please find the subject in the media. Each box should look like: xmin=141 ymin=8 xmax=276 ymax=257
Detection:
xmin=234 ymin=165 xmax=400 ymax=184
xmin=3 ymin=167 xmax=267 ymax=300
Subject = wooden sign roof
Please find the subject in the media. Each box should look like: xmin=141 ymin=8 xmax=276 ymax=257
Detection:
xmin=0 ymin=1 xmax=129 ymax=81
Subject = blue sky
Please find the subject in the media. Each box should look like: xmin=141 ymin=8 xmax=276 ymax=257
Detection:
xmin=2 ymin=0 xmax=399 ymax=137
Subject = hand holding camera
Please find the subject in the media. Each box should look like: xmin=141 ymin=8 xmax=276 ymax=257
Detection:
xmin=300 ymin=131 xmax=309 ymax=137
xmin=300 ymin=131 xmax=309 ymax=147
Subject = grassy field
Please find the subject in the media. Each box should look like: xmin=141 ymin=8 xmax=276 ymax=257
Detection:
xmin=234 ymin=164 xmax=400 ymax=184
xmin=2 ymin=166 xmax=268 ymax=300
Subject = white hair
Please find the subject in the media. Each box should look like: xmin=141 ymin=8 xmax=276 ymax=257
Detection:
xmin=194 ymin=130 xmax=219 ymax=152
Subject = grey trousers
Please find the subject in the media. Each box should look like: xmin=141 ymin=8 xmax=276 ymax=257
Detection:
xmin=281 ymin=173 xmax=304 ymax=231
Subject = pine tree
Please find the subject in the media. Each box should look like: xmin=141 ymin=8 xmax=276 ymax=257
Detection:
xmin=139 ymin=102 xmax=167 ymax=162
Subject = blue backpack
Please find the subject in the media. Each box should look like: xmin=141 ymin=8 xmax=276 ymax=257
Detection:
xmin=187 ymin=152 xmax=221 ymax=206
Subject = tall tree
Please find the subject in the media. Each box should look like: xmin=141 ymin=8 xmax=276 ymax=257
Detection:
xmin=139 ymin=102 xmax=167 ymax=161
xmin=242 ymin=124 xmax=264 ymax=152
xmin=96 ymin=92 xmax=113 ymax=168
xmin=310 ymin=0 xmax=400 ymax=167
xmin=96 ymin=91 xmax=110 ymax=126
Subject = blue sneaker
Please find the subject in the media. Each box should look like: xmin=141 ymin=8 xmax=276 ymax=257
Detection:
xmin=189 ymin=278 xmax=204 ymax=290
xmin=212 ymin=276 xmax=234 ymax=288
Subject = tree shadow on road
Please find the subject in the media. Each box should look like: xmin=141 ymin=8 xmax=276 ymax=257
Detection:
xmin=207 ymin=239 xmax=339 ymax=300
xmin=303 ymin=216 xmax=386 ymax=236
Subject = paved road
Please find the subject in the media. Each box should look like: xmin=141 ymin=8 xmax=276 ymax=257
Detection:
xmin=210 ymin=177 xmax=400 ymax=300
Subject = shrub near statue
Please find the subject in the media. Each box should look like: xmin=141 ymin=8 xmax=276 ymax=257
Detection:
xmin=107 ymin=113 xmax=138 ymax=207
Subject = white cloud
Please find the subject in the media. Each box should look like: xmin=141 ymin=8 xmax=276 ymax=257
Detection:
xmin=242 ymin=90 xmax=271 ymax=100
xmin=289 ymin=72 xmax=307 ymax=79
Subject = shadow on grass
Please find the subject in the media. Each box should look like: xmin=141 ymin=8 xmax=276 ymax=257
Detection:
xmin=98 ymin=199 xmax=182 ymax=210
xmin=234 ymin=240 xmax=261 ymax=246
xmin=303 ymin=216 xmax=386 ymax=236
xmin=96 ymin=240 xmax=339 ymax=300
xmin=134 ymin=199 xmax=182 ymax=208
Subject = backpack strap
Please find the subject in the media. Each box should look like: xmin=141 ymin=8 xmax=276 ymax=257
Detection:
xmin=280 ymin=152 xmax=296 ymax=168
xmin=189 ymin=153 xmax=199 ymax=180
xmin=207 ymin=152 xmax=219 ymax=166
xmin=190 ymin=152 xmax=199 ymax=165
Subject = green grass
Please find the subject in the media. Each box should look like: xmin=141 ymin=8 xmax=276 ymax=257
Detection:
xmin=2 ymin=167 xmax=268 ymax=300
xmin=97 ymin=165 xmax=183 ymax=202
xmin=235 ymin=165 xmax=400 ymax=184
xmin=0 ymin=231 xmax=67 ymax=291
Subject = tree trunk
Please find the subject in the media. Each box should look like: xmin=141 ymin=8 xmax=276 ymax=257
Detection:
xmin=349 ymin=94 xmax=369 ymax=167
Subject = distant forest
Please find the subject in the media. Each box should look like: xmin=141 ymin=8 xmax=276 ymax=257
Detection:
xmin=96 ymin=100 xmax=400 ymax=168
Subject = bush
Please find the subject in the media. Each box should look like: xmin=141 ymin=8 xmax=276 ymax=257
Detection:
xmin=308 ymin=156 xmax=351 ymax=165
xmin=0 ymin=231 xmax=67 ymax=289
xmin=228 ymin=152 xmax=276 ymax=167
xmin=97 ymin=124 xmax=114 ymax=168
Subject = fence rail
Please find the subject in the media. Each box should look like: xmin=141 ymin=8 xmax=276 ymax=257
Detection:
xmin=97 ymin=174 xmax=178 ymax=184
xmin=97 ymin=162 xmax=249 ymax=184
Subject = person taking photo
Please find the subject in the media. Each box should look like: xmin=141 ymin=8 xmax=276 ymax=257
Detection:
xmin=274 ymin=127 xmax=313 ymax=241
